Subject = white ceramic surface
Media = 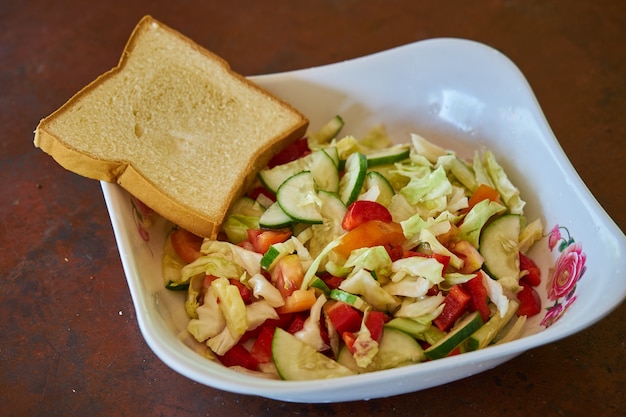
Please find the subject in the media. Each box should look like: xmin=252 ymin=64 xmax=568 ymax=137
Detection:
xmin=101 ymin=38 xmax=626 ymax=403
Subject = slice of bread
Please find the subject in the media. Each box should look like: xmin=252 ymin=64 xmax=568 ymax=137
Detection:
xmin=34 ymin=15 xmax=308 ymax=239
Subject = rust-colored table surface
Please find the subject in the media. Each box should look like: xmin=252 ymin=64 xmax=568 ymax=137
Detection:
xmin=2 ymin=1 xmax=625 ymax=416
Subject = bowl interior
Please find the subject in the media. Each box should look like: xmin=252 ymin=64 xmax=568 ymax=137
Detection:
xmin=101 ymin=38 xmax=626 ymax=403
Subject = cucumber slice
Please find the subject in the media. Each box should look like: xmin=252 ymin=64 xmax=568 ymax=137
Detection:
xmin=318 ymin=190 xmax=347 ymax=222
xmin=307 ymin=115 xmax=344 ymax=149
xmin=479 ymin=214 xmax=521 ymax=280
xmin=329 ymin=289 xmax=368 ymax=311
xmin=258 ymin=158 xmax=308 ymax=193
xmin=259 ymin=201 xmax=294 ymax=229
xmin=260 ymin=239 xmax=296 ymax=270
xmin=276 ymin=171 xmax=323 ymax=224
xmin=364 ymin=171 xmax=395 ymax=207
xmin=272 ymin=327 xmax=355 ymax=380
xmin=337 ymin=327 xmax=425 ymax=373
xmin=339 ymin=152 xmax=368 ymax=206
xmin=365 ymin=145 xmax=410 ymax=167
xmin=309 ymin=149 xmax=340 ymax=193
xmin=464 ymin=300 xmax=519 ymax=351
xmin=322 ymin=146 xmax=340 ymax=167
xmin=385 ymin=317 xmax=445 ymax=345
xmin=424 ymin=311 xmax=483 ymax=360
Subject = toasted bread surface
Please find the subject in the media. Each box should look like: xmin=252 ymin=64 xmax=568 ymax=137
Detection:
xmin=34 ymin=16 xmax=308 ymax=238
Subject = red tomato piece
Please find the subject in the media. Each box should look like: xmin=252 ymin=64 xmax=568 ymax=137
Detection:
xmin=319 ymin=273 xmax=344 ymax=291
xmin=170 ymin=228 xmax=204 ymax=264
xmin=267 ymin=137 xmax=310 ymax=168
xmin=228 ymin=278 xmax=253 ymax=305
xmin=462 ymin=274 xmax=491 ymax=322
xmin=334 ymin=220 xmax=405 ymax=259
xmin=324 ymin=301 xmax=363 ymax=335
xmin=519 ymin=252 xmax=541 ymax=287
xmin=250 ymin=325 xmax=276 ymax=364
xmin=341 ymin=200 xmax=392 ymax=231
xmin=270 ymin=254 xmax=304 ymax=299
xmin=287 ymin=312 xmax=309 ymax=334
xmin=218 ymin=344 xmax=259 ymax=371
xmin=247 ymin=229 xmax=292 ymax=254
xmin=365 ymin=311 xmax=387 ymax=343
xmin=433 ymin=285 xmax=471 ymax=332
xmin=516 ymin=282 xmax=542 ymax=317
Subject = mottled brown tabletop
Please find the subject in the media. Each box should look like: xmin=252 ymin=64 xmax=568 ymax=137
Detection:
xmin=2 ymin=1 xmax=625 ymax=416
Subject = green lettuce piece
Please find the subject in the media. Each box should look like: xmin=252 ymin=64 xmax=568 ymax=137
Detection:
xmin=352 ymin=311 xmax=379 ymax=368
xmin=457 ymin=199 xmax=507 ymax=248
xmin=438 ymin=154 xmax=478 ymax=193
xmin=419 ymin=228 xmax=464 ymax=270
xmin=222 ymin=214 xmax=259 ymax=244
xmin=185 ymin=274 xmax=204 ymax=319
xmin=482 ymin=150 xmax=526 ymax=214
xmin=339 ymin=268 xmax=400 ymax=312
xmin=390 ymin=256 xmax=444 ymax=286
xmin=345 ymin=246 xmax=393 ymax=278
xmin=180 ymin=255 xmax=245 ymax=283
xmin=186 ymin=290 xmax=225 ymax=342
xmin=211 ymin=277 xmax=248 ymax=336
xmin=394 ymin=293 xmax=445 ymax=318
xmin=399 ymin=165 xmax=452 ymax=206
xmin=201 ymin=240 xmax=262 ymax=277
xmin=519 ymin=217 xmax=544 ymax=253
xmin=294 ymin=294 xmax=328 ymax=351
xmin=411 ymin=133 xmax=450 ymax=164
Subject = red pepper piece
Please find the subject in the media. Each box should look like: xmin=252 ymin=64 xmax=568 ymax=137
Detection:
xmin=341 ymin=200 xmax=393 ymax=231
xmin=516 ymin=282 xmax=542 ymax=317
xmin=519 ymin=252 xmax=541 ymax=287
xmin=218 ymin=344 xmax=259 ymax=371
xmin=324 ymin=301 xmax=363 ymax=335
xmin=433 ymin=285 xmax=471 ymax=332
xmin=250 ymin=325 xmax=276 ymax=364
xmin=462 ymin=275 xmax=491 ymax=322
xmin=267 ymin=137 xmax=310 ymax=168
xmin=365 ymin=311 xmax=387 ymax=343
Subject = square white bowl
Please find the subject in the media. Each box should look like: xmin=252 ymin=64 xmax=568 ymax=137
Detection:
xmin=101 ymin=38 xmax=626 ymax=403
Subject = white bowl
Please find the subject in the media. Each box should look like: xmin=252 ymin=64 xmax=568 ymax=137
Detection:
xmin=101 ymin=38 xmax=626 ymax=403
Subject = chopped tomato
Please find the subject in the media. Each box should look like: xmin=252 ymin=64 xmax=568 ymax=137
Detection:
xmin=467 ymin=184 xmax=501 ymax=210
xmin=450 ymin=240 xmax=484 ymax=274
xmin=384 ymin=243 xmax=404 ymax=262
xmin=218 ymin=344 xmax=259 ymax=371
xmin=267 ymin=137 xmax=310 ymax=168
xmin=433 ymin=285 xmax=471 ymax=332
xmin=341 ymin=200 xmax=392 ymax=231
xmin=319 ymin=273 xmax=344 ymax=291
xmin=516 ymin=282 xmax=542 ymax=317
xmin=287 ymin=312 xmax=309 ymax=334
xmin=275 ymin=289 xmax=317 ymax=314
xmin=334 ymin=220 xmax=405 ymax=259
xmin=365 ymin=311 xmax=387 ymax=343
xmin=250 ymin=325 xmax=276 ymax=364
xmin=247 ymin=229 xmax=292 ymax=254
xmin=324 ymin=301 xmax=363 ymax=335
xmin=228 ymin=278 xmax=253 ymax=305
xmin=462 ymin=275 xmax=491 ymax=322
xmin=519 ymin=252 xmax=541 ymax=286
xmin=170 ymin=228 xmax=204 ymax=264
xmin=271 ymin=254 xmax=304 ymax=298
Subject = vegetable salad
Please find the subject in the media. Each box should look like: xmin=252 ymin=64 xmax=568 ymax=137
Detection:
xmin=162 ymin=116 xmax=545 ymax=380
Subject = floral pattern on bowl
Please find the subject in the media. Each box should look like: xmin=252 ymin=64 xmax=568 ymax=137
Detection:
xmin=541 ymin=225 xmax=587 ymax=327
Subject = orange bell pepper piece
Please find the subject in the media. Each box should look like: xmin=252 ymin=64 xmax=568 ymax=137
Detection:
xmin=334 ymin=220 xmax=405 ymax=259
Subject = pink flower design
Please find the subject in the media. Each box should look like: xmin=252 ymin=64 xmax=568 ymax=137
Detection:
xmin=547 ymin=242 xmax=586 ymax=301
xmin=548 ymin=224 xmax=562 ymax=251
xmin=131 ymin=196 xmax=158 ymax=242
xmin=541 ymin=225 xmax=586 ymax=328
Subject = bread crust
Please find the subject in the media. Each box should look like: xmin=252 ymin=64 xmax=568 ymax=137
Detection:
xmin=34 ymin=16 xmax=308 ymax=238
